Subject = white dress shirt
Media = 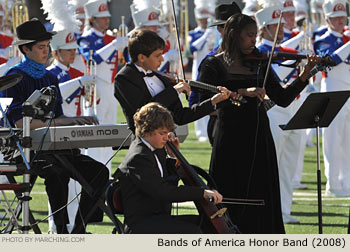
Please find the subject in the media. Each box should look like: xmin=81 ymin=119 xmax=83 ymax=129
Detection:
xmin=134 ymin=64 xmax=165 ymax=97
xmin=140 ymin=138 xmax=164 ymax=177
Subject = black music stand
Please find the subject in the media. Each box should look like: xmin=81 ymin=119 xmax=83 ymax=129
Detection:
xmin=279 ymin=91 xmax=350 ymax=234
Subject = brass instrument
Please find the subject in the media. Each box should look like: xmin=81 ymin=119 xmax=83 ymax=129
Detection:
xmin=84 ymin=50 xmax=97 ymax=116
xmin=11 ymin=0 xmax=29 ymax=36
xmin=117 ymin=16 xmax=128 ymax=64
xmin=179 ymin=0 xmax=189 ymax=49
xmin=167 ymin=1 xmax=179 ymax=75
xmin=300 ymin=15 xmax=312 ymax=54
xmin=3 ymin=0 xmax=12 ymax=33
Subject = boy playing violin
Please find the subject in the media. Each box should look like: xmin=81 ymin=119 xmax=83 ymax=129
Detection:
xmin=114 ymin=29 xmax=233 ymax=132
xmin=115 ymin=102 xmax=222 ymax=233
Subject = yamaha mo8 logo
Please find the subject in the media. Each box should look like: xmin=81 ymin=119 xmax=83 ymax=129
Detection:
xmin=70 ymin=128 xmax=119 ymax=138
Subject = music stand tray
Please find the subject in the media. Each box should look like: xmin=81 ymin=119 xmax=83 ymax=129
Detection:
xmin=279 ymin=91 xmax=350 ymax=234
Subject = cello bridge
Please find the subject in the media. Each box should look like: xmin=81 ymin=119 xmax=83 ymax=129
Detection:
xmin=210 ymin=207 xmax=227 ymax=219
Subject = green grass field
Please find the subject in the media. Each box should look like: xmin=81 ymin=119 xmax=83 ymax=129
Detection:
xmin=1 ymin=118 xmax=350 ymax=234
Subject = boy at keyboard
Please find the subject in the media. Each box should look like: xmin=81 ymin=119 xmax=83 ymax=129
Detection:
xmin=0 ymin=19 xmax=109 ymax=234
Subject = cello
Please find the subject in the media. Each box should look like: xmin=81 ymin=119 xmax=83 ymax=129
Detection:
xmin=166 ymin=141 xmax=240 ymax=234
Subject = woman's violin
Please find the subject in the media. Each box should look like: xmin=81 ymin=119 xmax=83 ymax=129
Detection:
xmin=244 ymin=51 xmax=336 ymax=68
xmin=158 ymin=72 xmax=247 ymax=106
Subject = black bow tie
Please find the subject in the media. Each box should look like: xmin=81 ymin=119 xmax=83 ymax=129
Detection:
xmin=142 ymin=71 xmax=155 ymax=77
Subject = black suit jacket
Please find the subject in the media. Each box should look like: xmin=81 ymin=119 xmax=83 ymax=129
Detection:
xmin=116 ymin=138 xmax=203 ymax=227
xmin=114 ymin=63 xmax=215 ymax=132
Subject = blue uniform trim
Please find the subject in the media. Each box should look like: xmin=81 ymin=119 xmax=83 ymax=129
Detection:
xmin=78 ymin=31 xmax=116 ymax=64
xmin=48 ymin=65 xmax=81 ymax=104
xmin=258 ymin=44 xmax=297 ymax=83
xmin=65 ymin=87 xmax=82 ymax=104
xmin=189 ymin=29 xmax=206 ymax=54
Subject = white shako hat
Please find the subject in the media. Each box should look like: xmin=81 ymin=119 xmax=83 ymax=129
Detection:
xmin=130 ymin=6 xmax=161 ymax=27
xmin=194 ymin=0 xmax=216 ymax=19
xmin=242 ymin=0 xmax=258 ymax=17
xmin=41 ymin=0 xmax=80 ymax=50
xmin=294 ymin=0 xmax=308 ymax=22
xmin=255 ymin=1 xmax=285 ymax=30
xmin=131 ymin=0 xmax=162 ymax=27
xmin=323 ymin=0 xmax=347 ymax=18
xmin=69 ymin=0 xmax=88 ymax=19
xmin=278 ymin=0 xmax=296 ymax=12
xmin=310 ymin=0 xmax=324 ymax=14
xmin=51 ymin=30 xmax=78 ymax=50
xmin=84 ymin=0 xmax=111 ymax=18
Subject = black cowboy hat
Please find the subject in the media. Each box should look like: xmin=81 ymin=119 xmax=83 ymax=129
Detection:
xmin=12 ymin=18 xmax=57 ymax=46
xmin=209 ymin=1 xmax=241 ymax=27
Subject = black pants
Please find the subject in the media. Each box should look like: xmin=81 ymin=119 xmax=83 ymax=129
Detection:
xmin=33 ymin=150 xmax=109 ymax=233
xmin=129 ymin=214 xmax=201 ymax=234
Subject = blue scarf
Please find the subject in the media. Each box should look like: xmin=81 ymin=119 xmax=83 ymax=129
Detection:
xmin=8 ymin=56 xmax=46 ymax=79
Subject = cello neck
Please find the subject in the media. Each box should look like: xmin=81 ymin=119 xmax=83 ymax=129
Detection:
xmin=166 ymin=141 xmax=208 ymax=189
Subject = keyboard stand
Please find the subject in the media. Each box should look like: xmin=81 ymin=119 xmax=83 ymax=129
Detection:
xmin=0 ymin=164 xmax=41 ymax=234
xmin=52 ymin=153 xmax=122 ymax=232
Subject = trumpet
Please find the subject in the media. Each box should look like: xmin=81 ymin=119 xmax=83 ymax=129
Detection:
xmin=11 ymin=0 xmax=29 ymax=36
xmin=84 ymin=50 xmax=97 ymax=117
xmin=179 ymin=0 xmax=189 ymax=49
xmin=118 ymin=16 xmax=128 ymax=64
xmin=299 ymin=15 xmax=313 ymax=59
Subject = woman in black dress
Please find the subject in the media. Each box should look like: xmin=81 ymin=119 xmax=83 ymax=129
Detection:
xmin=198 ymin=14 xmax=321 ymax=233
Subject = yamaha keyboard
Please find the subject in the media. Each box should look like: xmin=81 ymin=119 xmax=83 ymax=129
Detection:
xmin=30 ymin=124 xmax=188 ymax=151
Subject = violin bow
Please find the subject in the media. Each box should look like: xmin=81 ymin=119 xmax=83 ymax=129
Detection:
xmin=169 ymin=0 xmax=245 ymax=106
xmin=170 ymin=0 xmax=186 ymax=81
xmin=261 ymin=10 xmax=283 ymax=90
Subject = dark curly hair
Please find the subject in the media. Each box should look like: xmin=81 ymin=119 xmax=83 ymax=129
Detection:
xmin=220 ymin=13 xmax=257 ymax=64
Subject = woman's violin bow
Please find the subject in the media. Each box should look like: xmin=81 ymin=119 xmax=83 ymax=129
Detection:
xmin=168 ymin=0 xmax=246 ymax=106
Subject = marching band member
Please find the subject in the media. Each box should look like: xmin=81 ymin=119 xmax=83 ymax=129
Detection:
xmin=78 ymin=0 xmax=128 ymax=171
xmin=0 ymin=1 xmax=13 ymax=60
xmin=255 ymin=1 xmax=307 ymax=224
xmin=0 ymin=56 xmax=22 ymax=76
xmin=0 ymin=1 xmax=21 ymax=76
xmin=291 ymin=0 xmax=312 ymax=191
xmin=311 ymin=0 xmax=328 ymax=41
xmin=242 ymin=0 xmax=258 ymax=19
xmin=188 ymin=0 xmax=217 ymax=142
xmin=1 ymin=19 xmax=109 ymax=234
xmin=130 ymin=0 xmax=179 ymax=73
xmin=314 ymin=0 xmax=350 ymax=197
xmin=42 ymin=0 xmax=95 ymax=233
xmin=70 ymin=0 xmax=88 ymax=73
xmin=280 ymin=0 xmax=297 ymax=42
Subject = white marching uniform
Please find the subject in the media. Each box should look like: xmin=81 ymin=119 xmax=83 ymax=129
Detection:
xmin=314 ymin=28 xmax=350 ymax=195
xmin=78 ymin=27 xmax=122 ymax=171
xmin=258 ymin=38 xmax=308 ymax=218
xmin=189 ymin=27 xmax=217 ymax=141
xmin=47 ymin=60 xmax=86 ymax=233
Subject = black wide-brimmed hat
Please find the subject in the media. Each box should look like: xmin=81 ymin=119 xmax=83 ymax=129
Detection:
xmin=209 ymin=1 xmax=241 ymax=27
xmin=12 ymin=18 xmax=57 ymax=46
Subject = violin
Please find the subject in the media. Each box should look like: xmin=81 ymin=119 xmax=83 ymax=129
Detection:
xmin=244 ymin=51 xmax=336 ymax=67
xmin=166 ymin=141 xmax=265 ymax=233
xmin=159 ymin=72 xmax=247 ymax=106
